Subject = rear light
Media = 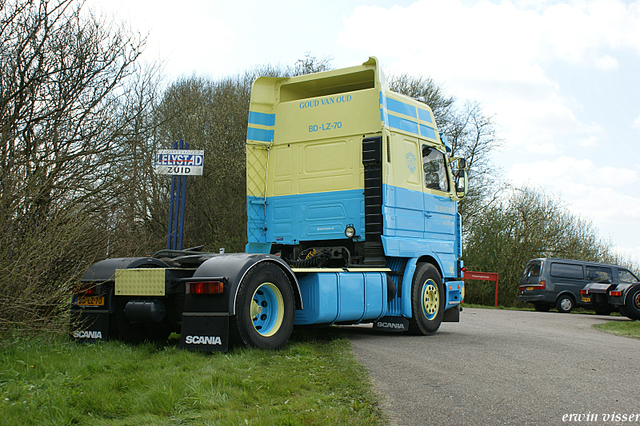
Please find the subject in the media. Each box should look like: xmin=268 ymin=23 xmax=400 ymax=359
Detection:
xmin=610 ymin=290 xmax=622 ymax=297
xmin=580 ymin=289 xmax=589 ymax=295
xmin=186 ymin=281 xmax=224 ymax=295
xmin=74 ymin=283 xmax=97 ymax=295
xmin=520 ymin=280 xmax=545 ymax=290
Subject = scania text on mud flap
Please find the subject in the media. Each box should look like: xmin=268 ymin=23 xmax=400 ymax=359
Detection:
xmin=71 ymin=57 xmax=468 ymax=351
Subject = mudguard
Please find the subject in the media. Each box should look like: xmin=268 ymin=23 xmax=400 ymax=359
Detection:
xmin=610 ymin=283 xmax=634 ymax=306
xmin=186 ymin=253 xmax=302 ymax=314
xmin=179 ymin=253 xmax=302 ymax=352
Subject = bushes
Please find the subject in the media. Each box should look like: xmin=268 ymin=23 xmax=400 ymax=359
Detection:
xmin=462 ymin=186 xmax=638 ymax=306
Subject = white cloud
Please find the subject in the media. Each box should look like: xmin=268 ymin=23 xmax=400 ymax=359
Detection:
xmin=505 ymin=153 xmax=640 ymax=260
xmin=509 ymin=157 xmax=640 ymax=225
xmin=88 ymin=0 xmax=239 ymax=77
xmin=337 ymin=0 xmax=640 ymax=154
xmin=633 ymin=115 xmax=640 ymax=129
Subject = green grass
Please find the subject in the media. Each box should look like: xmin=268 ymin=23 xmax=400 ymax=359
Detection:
xmin=593 ymin=320 xmax=640 ymax=339
xmin=0 ymin=328 xmax=386 ymax=426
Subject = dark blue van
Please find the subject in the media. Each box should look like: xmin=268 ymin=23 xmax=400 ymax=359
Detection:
xmin=518 ymin=258 xmax=638 ymax=314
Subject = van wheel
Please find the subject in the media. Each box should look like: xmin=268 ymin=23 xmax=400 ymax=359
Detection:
xmin=408 ymin=263 xmax=444 ymax=335
xmin=555 ymin=295 xmax=574 ymax=313
xmin=623 ymin=286 xmax=640 ymax=320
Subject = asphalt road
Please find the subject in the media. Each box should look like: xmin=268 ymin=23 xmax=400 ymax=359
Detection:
xmin=346 ymin=308 xmax=640 ymax=426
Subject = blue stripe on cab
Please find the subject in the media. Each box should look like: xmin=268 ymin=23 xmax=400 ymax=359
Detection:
xmin=386 ymin=97 xmax=417 ymax=118
xmin=248 ymin=111 xmax=275 ymax=126
xmin=388 ymin=115 xmax=419 ymax=134
xmin=247 ymin=127 xmax=274 ymax=142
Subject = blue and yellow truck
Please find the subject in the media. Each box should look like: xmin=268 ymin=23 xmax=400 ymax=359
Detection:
xmin=71 ymin=57 xmax=468 ymax=351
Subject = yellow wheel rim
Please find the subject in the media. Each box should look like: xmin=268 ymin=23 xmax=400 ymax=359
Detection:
xmin=421 ymin=279 xmax=439 ymax=320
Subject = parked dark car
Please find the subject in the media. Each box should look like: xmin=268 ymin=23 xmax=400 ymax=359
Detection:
xmin=518 ymin=258 xmax=639 ymax=314
xmin=581 ymin=270 xmax=640 ymax=319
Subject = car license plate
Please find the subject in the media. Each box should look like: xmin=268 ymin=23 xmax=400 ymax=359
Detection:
xmin=581 ymin=296 xmax=591 ymax=303
xmin=77 ymin=296 xmax=104 ymax=306
xmin=526 ymin=287 xmax=533 ymax=291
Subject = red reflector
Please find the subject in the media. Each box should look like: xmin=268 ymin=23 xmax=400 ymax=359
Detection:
xmin=187 ymin=281 xmax=224 ymax=295
xmin=74 ymin=284 xmax=97 ymax=295
xmin=580 ymin=289 xmax=588 ymax=295
xmin=610 ymin=290 xmax=622 ymax=297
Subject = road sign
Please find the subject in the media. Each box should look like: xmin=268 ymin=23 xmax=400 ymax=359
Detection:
xmin=155 ymin=149 xmax=204 ymax=175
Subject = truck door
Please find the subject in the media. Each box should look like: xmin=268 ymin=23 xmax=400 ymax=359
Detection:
xmin=421 ymin=145 xmax=458 ymax=276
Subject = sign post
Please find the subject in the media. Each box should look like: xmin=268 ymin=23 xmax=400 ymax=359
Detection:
xmin=463 ymin=271 xmax=500 ymax=307
xmin=155 ymin=140 xmax=204 ymax=250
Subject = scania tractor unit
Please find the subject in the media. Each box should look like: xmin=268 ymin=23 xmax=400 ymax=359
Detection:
xmin=71 ymin=57 xmax=468 ymax=351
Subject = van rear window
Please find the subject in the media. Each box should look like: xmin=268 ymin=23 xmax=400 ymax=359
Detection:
xmin=522 ymin=261 xmax=542 ymax=278
xmin=550 ymin=263 xmax=583 ymax=279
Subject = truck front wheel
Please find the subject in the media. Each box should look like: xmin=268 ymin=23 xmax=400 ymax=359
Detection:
xmin=408 ymin=263 xmax=444 ymax=335
xmin=231 ymin=263 xmax=295 ymax=350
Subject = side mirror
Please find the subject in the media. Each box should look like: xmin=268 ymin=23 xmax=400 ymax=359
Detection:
xmin=449 ymin=157 xmax=467 ymax=199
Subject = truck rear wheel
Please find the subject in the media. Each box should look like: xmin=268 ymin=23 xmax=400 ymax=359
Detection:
xmin=408 ymin=263 xmax=444 ymax=335
xmin=231 ymin=263 xmax=295 ymax=350
xmin=623 ymin=286 xmax=640 ymax=320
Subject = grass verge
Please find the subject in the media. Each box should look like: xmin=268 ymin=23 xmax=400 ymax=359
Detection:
xmin=0 ymin=328 xmax=386 ymax=426
xmin=593 ymin=320 xmax=640 ymax=339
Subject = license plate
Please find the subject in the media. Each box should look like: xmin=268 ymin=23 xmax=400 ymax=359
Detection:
xmin=526 ymin=287 xmax=533 ymax=291
xmin=77 ymin=296 xmax=104 ymax=306
xmin=582 ymin=297 xmax=591 ymax=303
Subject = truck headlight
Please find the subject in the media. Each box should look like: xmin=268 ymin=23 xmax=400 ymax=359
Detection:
xmin=345 ymin=225 xmax=356 ymax=238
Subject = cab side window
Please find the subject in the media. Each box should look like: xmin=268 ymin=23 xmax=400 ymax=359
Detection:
xmin=618 ymin=269 xmax=639 ymax=283
xmin=586 ymin=266 xmax=613 ymax=283
xmin=422 ymin=146 xmax=449 ymax=192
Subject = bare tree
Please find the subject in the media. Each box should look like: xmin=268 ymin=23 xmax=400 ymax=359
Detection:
xmin=294 ymin=52 xmax=333 ymax=76
xmin=0 ymin=0 xmax=148 ymax=332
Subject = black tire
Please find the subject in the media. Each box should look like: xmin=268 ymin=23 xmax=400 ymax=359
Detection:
xmin=408 ymin=263 xmax=445 ymax=335
xmin=555 ymin=294 xmax=574 ymax=313
xmin=623 ymin=286 xmax=640 ymax=320
xmin=230 ymin=263 xmax=295 ymax=350
xmin=533 ymin=303 xmax=551 ymax=312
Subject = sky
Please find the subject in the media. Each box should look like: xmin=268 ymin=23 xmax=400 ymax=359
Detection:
xmin=89 ymin=0 xmax=640 ymax=263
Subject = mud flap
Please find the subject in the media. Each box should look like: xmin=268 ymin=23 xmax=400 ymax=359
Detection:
xmin=70 ymin=310 xmax=110 ymax=342
xmin=373 ymin=316 xmax=410 ymax=332
xmin=443 ymin=305 xmax=460 ymax=322
xmin=180 ymin=315 xmax=229 ymax=352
